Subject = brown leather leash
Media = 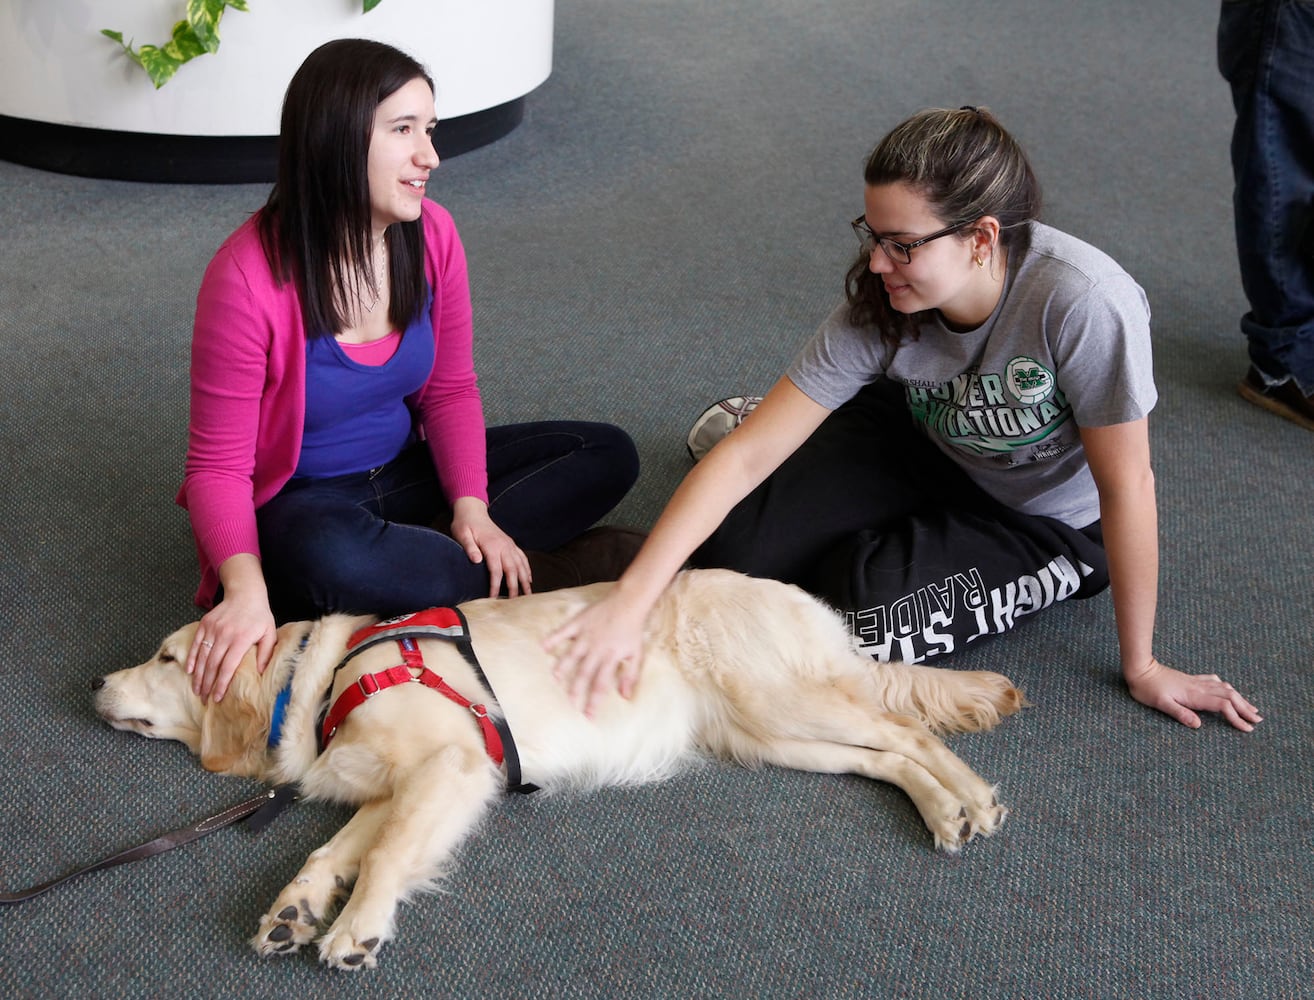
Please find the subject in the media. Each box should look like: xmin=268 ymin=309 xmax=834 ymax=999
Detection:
xmin=0 ymin=785 xmax=298 ymax=905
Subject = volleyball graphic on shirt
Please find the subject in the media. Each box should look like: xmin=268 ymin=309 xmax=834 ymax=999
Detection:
xmin=1006 ymin=356 xmax=1055 ymax=405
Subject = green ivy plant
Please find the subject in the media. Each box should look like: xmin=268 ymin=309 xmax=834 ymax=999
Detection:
xmin=103 ymin=0 xmax=385 ymax=89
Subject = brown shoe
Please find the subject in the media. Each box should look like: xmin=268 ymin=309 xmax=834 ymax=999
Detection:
xmin=527 ymin=527 xmax=648 ymax=593
xmin=1237 ymin=366 xmax=1314 ymax=432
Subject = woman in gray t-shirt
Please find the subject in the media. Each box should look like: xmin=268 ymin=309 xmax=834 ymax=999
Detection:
xmin=547 ymin=107 xmax=1260 ymax=735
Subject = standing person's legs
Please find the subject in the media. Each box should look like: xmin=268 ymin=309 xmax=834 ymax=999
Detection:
xmin=1218 ymin=0 xmax=1314 ymax=393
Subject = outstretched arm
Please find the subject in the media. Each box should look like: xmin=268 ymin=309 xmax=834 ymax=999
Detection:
xmin=545 ymin=377 xmax=831 ymax=714
xmin=1081 ymin=419 xmax=1261 ymax=731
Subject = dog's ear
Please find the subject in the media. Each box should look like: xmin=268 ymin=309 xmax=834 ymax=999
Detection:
xmin=199 ymin=650 xmax=269 ymax=777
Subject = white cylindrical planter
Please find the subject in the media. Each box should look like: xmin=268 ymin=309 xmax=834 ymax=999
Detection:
xmin=0 ymin=0 xmax=553 ymax=182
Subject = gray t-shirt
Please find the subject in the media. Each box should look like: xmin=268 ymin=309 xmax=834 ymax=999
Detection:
xmin=787 ymin=222 xmax=1156 ymax=528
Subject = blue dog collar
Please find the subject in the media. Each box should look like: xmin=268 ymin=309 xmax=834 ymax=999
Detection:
xmin=267 ymin=682 xmax=294 ymax=749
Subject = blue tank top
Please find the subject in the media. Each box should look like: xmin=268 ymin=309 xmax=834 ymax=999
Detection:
xmin=296 ymin=305 xmax=436 ymax=478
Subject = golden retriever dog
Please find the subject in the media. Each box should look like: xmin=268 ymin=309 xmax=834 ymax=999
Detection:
xmin=94 ymin=569 xmax=1023 ymax=971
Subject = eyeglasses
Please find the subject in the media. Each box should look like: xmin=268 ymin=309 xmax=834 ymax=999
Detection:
xmin=850 ymin=215 xmax=967 ymax=265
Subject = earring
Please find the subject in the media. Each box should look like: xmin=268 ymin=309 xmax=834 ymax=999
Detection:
xmin=974 ymin=254 xmax=985 ymax=268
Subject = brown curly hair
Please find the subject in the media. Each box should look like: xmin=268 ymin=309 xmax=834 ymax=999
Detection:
xmin=845 ymin=107 xmax=1041 ymax=348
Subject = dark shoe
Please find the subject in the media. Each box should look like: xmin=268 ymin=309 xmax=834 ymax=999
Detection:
xmin=527 ymin=526 xmax=647 ymax=593
xmin=1237 ymin=366 xmax=1314 ymax=432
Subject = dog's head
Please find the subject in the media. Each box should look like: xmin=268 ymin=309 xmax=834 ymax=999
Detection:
xmin=93 ymin=623 xmax=287 ymax=778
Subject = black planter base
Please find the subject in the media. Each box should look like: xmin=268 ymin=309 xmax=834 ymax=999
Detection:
xmin=0 ymin=97 xmax=523 ymax=184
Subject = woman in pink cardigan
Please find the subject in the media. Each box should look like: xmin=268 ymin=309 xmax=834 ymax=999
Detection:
xmin=180 ymin=40 xmax=639 ymax=701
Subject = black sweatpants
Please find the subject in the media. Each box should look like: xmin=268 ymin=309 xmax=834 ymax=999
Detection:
xmin=691 ymin=379 xmax=1109 ymax=663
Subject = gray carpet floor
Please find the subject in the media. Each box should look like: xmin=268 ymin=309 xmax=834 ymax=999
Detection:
xmin=1 ymin=1 xmax=1311 ymax=997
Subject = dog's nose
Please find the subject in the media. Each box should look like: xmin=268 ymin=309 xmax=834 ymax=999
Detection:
xmin=90 ymin=677 xmax=105 ymax=691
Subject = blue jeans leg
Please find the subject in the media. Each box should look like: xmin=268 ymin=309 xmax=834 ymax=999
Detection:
xmin=485 ymin=420 xmax=639 ymax=551
xmin=255 ymin=421 xmax=638 ymax=621
xmin=256 ymin=448 xmax=486 ymax=621
xmin=1218 ymin=0 xmax=1314 ymax=390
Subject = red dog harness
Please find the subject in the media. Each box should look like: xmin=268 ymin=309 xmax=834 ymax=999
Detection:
xmin=319 ymin=607 xmax=534 ymax=792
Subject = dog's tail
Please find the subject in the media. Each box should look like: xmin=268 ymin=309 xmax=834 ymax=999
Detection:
xmin=864 ymin=659 xmax=1027 ymax=734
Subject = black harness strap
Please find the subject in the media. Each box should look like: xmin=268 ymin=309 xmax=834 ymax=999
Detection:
xmin=449 ymin=606 xmax=537 ymax=794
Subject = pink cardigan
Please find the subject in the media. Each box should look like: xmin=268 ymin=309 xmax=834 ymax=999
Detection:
xmin=177 ymin=199 xmax=486 ymax=607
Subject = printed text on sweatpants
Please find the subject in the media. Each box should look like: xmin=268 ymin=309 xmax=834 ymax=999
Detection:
xmin=847 ymin=553 xmax=1096 ymax=662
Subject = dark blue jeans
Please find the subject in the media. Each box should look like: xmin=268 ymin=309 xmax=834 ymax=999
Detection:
xmin=256 ymin=421 xmax=639 ymax=621
xmin=1219 ymin=0 xmax=1314 ymax=391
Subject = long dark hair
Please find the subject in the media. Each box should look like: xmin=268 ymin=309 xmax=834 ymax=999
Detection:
xmin=845 ymin=106 xmax=1041 ymax=347
xmin=257 ymin=38 xmax=434 ymax=337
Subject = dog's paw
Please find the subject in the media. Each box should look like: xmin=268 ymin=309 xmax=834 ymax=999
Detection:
xmin=929 ymin=810 xmax=971 ymax=853
xmin=962 ymin=788 xmax=1008 ymax=841
xmin=935 ymin=793 xmax=1003 ymax=846
xmin=930 ymin=791 xmax=1008 ymax=852
xmin=317 ymin=925 xmax=386 ymax=971
xmin=251 ymin=901 xmax=320 ymax=957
